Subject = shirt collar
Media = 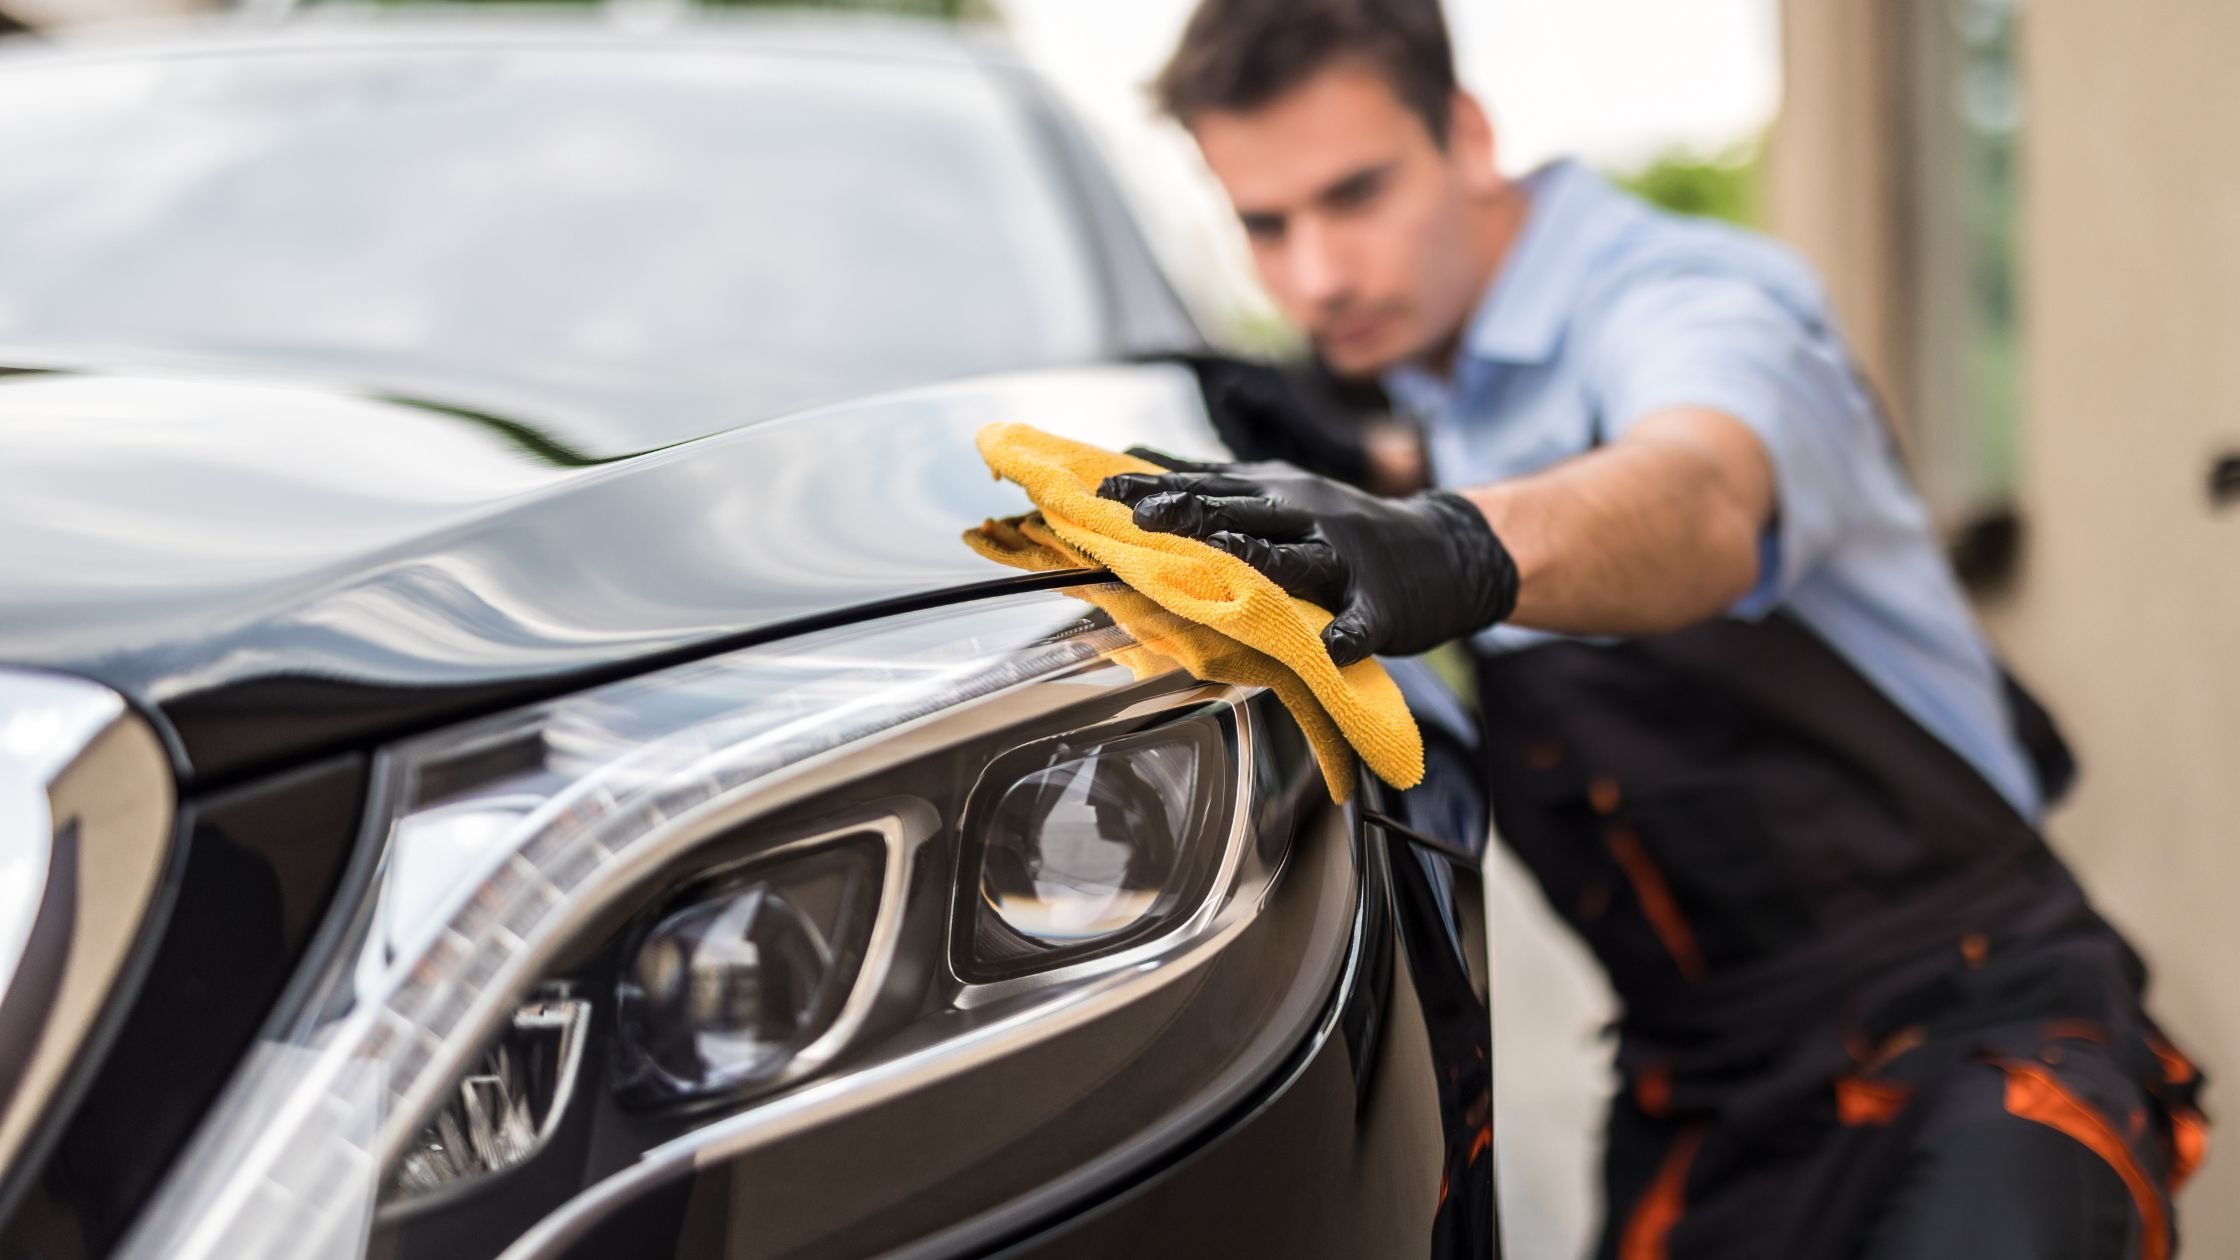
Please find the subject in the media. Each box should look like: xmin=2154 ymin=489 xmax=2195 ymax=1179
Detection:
xmin=1380 ymin=160 xmax=1629 ymax=416
xmin=1459 ymin=158 xmax=1620 ymax=365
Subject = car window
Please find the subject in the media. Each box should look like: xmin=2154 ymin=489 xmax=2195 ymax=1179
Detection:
xmin=0 ymin=44 xmax=1111 ymax=453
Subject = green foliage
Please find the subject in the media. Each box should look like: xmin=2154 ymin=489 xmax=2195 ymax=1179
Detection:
xmin=699 ymin=0 xmax=992 ymax=15
xmin=1611 ymin=139 xmax=1766 ymax=228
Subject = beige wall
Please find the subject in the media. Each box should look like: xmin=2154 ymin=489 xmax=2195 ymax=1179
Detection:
xmin=1766 ymin=0 xmax=1902 ymax=406
xmin=1994 ymin=1 xmax=2240 ymax=1247
xmin=1777 ymin=0 xmax=2240 ymax=1249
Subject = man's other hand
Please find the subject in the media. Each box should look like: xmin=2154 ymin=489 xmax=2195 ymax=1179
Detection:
xmin=1099 ymin=452 xmax=1517 ymax=666
xmin=1177 ymin=356 xmax=1376 ymax=487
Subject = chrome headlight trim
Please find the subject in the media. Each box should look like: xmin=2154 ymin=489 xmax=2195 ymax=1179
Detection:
xmin=0 ymin=669 xmax=175 ymax=1193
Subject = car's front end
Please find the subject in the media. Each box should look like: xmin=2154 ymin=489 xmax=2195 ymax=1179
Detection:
xmin=0 ymin=11 xmax=1497 ymax=1257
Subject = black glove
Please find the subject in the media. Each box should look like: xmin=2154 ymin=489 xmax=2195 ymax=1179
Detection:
xmin=1099 ymin=451 xmax=1519 ymax=666
xmin=1168 ymin=354 xmax=1373 ymax=488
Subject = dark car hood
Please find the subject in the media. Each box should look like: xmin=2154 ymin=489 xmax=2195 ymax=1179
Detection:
xmin=0 ymin=362 xmax=1219 ymax=784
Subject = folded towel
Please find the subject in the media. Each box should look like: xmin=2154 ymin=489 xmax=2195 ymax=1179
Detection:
xmin=964 ymin=422 xmax=1424 ymax=802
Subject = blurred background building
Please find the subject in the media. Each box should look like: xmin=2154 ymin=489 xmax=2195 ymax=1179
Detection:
xmin=2 ymin=0 xmax=2230 ymax=1253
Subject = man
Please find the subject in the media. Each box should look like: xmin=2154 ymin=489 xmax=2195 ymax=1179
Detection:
xmin=1106 ymin=1 xmax=2208 ymax=1255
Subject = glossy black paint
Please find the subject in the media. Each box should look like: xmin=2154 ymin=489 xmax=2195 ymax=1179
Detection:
xmin=0 ymin=363 xmax=1223 ymax=786
xmin=0 ymin=755 xmax=369 ymax=1259
xmin=1369 ymin=668 xmax=1499 ymax=1255
xmin=1384 ymin=833 xmax=1500 ymax=1259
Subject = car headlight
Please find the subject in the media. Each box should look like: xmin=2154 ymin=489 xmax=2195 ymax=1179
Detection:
xmin=121 ymin=589 xmax=1343 ymax=1260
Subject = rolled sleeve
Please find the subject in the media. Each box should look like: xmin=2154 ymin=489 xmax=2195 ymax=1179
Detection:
xmin=1584 ymin=273 xmax=1879 ymax=616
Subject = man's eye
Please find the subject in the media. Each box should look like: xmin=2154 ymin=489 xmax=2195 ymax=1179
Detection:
xmin=1240 ymin=213 xmax=1285 ymax=243
xmin=1324 ymin=175 xmax=1383 ymax=212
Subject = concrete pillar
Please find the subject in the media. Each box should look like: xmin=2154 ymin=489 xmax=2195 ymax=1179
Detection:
xmin=1767 ymin=0 xmax=1904 ymax=421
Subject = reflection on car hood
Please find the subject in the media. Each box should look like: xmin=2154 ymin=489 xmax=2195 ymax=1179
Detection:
xmin=0 ymin=362 xmax=1221 ymax=783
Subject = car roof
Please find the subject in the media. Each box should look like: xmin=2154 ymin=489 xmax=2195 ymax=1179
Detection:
xmin=0 ymin=0 xmax=1205 ymax=414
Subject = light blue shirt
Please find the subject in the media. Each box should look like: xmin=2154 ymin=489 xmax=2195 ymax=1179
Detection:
xmin=1386 ymin=160 xmax=2041 ymax=819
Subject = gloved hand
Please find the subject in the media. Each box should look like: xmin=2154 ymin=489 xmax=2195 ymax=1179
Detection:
xmin=1099 ymin=451 xmax=1519 ymax=666
xmin=1167 ymin=354 xmax=1373 ymax=488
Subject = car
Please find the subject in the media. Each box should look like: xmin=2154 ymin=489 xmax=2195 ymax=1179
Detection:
xmin=0 ymin=10 xmax=1497 ymax=1259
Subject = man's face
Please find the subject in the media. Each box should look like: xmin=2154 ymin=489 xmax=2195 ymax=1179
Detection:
xmin=1190 ymin=60 xmax=1495 ymax=377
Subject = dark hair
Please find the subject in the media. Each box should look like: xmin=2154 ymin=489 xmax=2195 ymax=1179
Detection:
xmin=1154 ymin=0 xmax=1458 ymax=145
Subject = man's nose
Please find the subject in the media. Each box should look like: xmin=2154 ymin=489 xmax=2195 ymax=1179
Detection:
xmin=1284 ymin=216 xmax=1350 ymax=310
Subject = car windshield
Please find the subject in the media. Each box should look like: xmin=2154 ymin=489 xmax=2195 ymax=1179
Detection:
xmin=0 ymin=41 xmax=1110 ymax=454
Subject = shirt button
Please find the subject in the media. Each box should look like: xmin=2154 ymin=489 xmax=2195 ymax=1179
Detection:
xmin=1588 ymin=777 xmax=1622 ymax=815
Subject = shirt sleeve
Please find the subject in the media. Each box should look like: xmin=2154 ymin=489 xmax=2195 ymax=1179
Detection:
xmin=1580 ymin=271 xmax=1881 ymax=616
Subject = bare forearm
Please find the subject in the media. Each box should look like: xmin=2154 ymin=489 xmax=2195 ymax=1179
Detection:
xmin=1459 ymin=409 xmax=1773 ymax=637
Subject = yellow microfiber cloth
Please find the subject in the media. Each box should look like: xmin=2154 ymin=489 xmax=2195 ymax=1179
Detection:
xmin=963 ymin=422 xmax=1424 ymax=802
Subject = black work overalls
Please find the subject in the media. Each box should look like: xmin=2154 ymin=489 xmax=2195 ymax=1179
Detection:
xmin=1474 ymin=613 xmax=2207 ymax=1259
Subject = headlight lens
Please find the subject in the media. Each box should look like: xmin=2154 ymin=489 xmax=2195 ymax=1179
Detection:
xmin=965 ymin=717 xmax=1228 ymax=975
xmin=122 ymin=591 xmax=1292 ymax=1260
xmin=616 ymin=837 xmax=883 ymax=1106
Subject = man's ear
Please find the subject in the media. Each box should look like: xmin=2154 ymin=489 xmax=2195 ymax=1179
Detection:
xmin=1448 ymin=91 xmax=1501 ymax=195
